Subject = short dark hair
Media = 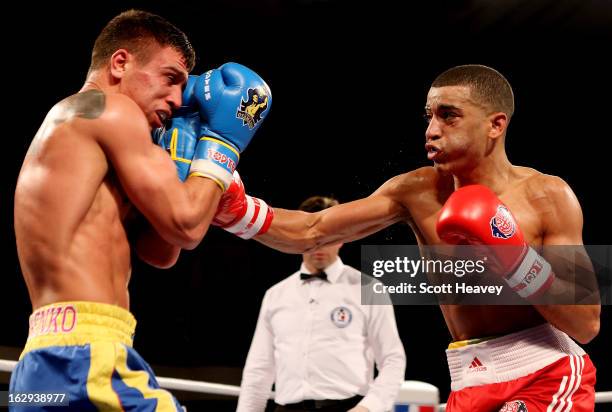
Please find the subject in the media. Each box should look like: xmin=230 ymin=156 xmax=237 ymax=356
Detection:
xmin=88 ymin=10 xmax=195 ymax=74
xmin=432 ymin=65 xmax=514 ymax=119
xmin=298 ymin=196 xmax=339 ymax=213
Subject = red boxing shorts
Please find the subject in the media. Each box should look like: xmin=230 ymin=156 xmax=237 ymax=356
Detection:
xmin=445 ymin=323 xmax=596 ymax=411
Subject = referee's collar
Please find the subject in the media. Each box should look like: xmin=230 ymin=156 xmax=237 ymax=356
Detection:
xmin=299 ymin=257 xmax=344 ymax=284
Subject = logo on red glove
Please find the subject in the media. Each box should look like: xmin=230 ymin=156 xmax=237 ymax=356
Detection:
xmin=236 ymin=88 xmax=269 ymax=129
xmin=490 ymin=205 xmax=516 ymax=239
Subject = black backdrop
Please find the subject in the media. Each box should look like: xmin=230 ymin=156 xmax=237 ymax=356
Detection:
xmin=2 ymin=0 xmax=611 ymax=409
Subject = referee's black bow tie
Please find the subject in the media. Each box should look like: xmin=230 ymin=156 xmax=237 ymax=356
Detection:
xmin=300 ymin=272 xmax=328 ymax=281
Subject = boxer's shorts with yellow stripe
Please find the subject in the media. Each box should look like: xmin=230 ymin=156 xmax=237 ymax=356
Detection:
xmin=9 ymin=301 xmax=182 ymax=411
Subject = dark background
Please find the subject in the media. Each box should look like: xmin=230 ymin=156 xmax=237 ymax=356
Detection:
xmin=1 ymin=0 xmax=611 ymax=410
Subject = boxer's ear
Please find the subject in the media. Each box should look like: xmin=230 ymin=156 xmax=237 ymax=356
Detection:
xmin=109 ymin=49 xmax=131 ymax=80
xmin=488 ymin=112 xmax=508 ymax=139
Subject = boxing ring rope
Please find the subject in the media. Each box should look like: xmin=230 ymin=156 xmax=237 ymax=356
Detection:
xmin=2 ymin=359 xmax=612 ymax=407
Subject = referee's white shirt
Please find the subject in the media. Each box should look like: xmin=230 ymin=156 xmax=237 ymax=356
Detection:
xmin=236 ymin=258 xmax=406 ymax=412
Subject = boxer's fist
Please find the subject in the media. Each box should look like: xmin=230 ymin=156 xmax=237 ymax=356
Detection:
xmin=436 ymin=185 xmax=555 ymax=299
xmin=154 ymin=114 xmax=200 ymax=181
xmin=188 ymin=63 xmax=272 ymax=190
xmin=194 ymin=63 xmax=271 ymax=152
xmin=213 ymin=171 xmax=274 ymax=239
xmin=154 ymin=76 xmax=200 ymax=181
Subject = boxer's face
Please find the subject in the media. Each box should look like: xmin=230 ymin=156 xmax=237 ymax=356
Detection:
xmin=118 ymin=44 xmax=189 ymax=129
xmin=425 ymin=85 xmax=491 ymax=173
xmin=303 ymin=243 xmax=343 ymax=272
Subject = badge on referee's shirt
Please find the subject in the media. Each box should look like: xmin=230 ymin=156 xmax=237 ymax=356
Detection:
xmin=330 ymin=306 xmax=352 ymax=328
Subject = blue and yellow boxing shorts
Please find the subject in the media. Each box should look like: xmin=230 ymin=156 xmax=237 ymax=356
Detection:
xmin=9 ymin=301 xmax=183 ymax=411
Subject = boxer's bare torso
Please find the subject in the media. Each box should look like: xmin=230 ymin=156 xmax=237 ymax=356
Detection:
xmin=262 ymin=164 xmax=583 ymax=341
xmin=15 ymin=91 xmax=135 ymax=310
xmin=13 ymin=43 xmax=236 ymax=314
xmin=398 ymin=166 xmax=554 ymax=340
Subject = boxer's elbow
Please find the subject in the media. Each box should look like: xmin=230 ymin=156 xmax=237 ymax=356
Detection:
xmin=575 ymin=317 xmax=600 ymax=344
xmin=169 ymin=209 xmax=211 ymax=250
xmin=151 ymin=256 xmax=179 ymax=269
xmin=178 ymin=225 xmax=209 ymax=250
xmin=569 ymin=307 xmax=600 ymax=344
xmin=257 ymin=212 xmax=322 ymax=253
xmin=139 ymin=249 xmax=180 ymax=269
xmin=256 ymin=226 xmax=321 ymax=254
xmin=134 ymin=231 xmax=182 ymax=268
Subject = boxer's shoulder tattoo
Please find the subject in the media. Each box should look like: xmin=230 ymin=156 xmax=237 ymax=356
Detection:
xmin=53 ymin=89 xmax=106 ymax=124
xmin=26 ymin=91 xmax=107 ymax=157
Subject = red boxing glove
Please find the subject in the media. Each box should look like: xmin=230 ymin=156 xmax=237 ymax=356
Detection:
xmin=213 ymin=171 xmax=274 ymax=239
xmin=436 ymin=185 xmax=555 ymax=299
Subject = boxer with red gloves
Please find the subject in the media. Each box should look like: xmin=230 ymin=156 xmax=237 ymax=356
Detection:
xmin=215 ymin=65 xmax=599 ymax=412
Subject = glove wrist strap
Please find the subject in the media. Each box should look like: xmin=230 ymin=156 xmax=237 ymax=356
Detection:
xmin=189 ymin=137 xmax=240 ymax=191
xmin=223 ymin=195 xmax=274 ymax=239
xmin=505 ymin=247 xmax=555 ymax=299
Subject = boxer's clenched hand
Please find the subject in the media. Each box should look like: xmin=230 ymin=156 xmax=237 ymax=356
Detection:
xmin=188 ymin=63 xmax=272 ymax=191
xmin=154 ymin=76 xmax=200 ymax=181
xmin=155 ymin=63 xmax=272 ymax=190
xmin=213 ymin=171 xmax=274 ymax=239
xmin=436 ymin=185 xmax=555 ymax=299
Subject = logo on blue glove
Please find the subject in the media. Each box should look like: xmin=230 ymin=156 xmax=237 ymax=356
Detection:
xmin=490 ymin=205 xmax=516 ymax=239
xmin=236 ymin=88 xmax=269 ymax=129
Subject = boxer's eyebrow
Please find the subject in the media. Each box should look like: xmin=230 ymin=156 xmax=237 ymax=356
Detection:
xmin=425 ymin=103 xmax=462 ymax=111
xmin=438 ymin=104 xmax=462 ymax=112
xmin=163 ymin=65 xmax=188 ymax=83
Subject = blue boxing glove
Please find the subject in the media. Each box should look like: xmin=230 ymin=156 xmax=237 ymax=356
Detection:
xmin=154 ymin=76 xmax=200 ymax=181
xmin=188 ymin=63 xmax=272 ymax=190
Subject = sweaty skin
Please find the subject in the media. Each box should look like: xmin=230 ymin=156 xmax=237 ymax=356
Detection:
xmin=14 ymin=45 xmax=221 ymax=311
xmin=256 ymin=85 xmax=600 ymax=344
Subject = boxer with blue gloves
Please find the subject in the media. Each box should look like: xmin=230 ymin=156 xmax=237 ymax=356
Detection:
xmin=11 ymin=10 xmax=245 ymax=411
xmin=157 ymin=62 xmax=271 ymax=189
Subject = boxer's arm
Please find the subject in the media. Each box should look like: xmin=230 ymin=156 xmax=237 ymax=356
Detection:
xmin=97 ymin=95 xmax=221 ymax=250
xmin=135 ymin=223 xmax=181 ymax=269
xmin=532 ymin=176 xmax=600 ymax=344
xmin=126 ymin=209 xmax=181 ymax=268
xmin=256 ymin=174 xmax=410 ymax=253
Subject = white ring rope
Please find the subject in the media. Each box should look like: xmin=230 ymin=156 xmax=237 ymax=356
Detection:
xmin=1 ymin=359 xmax=611 ymax=404
xmin=156 ymin=377 xmax=241 ymax=397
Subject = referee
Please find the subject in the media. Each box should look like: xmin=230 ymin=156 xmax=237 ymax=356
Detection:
xmin=237 ymin=196 xmax=406 ymax=412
